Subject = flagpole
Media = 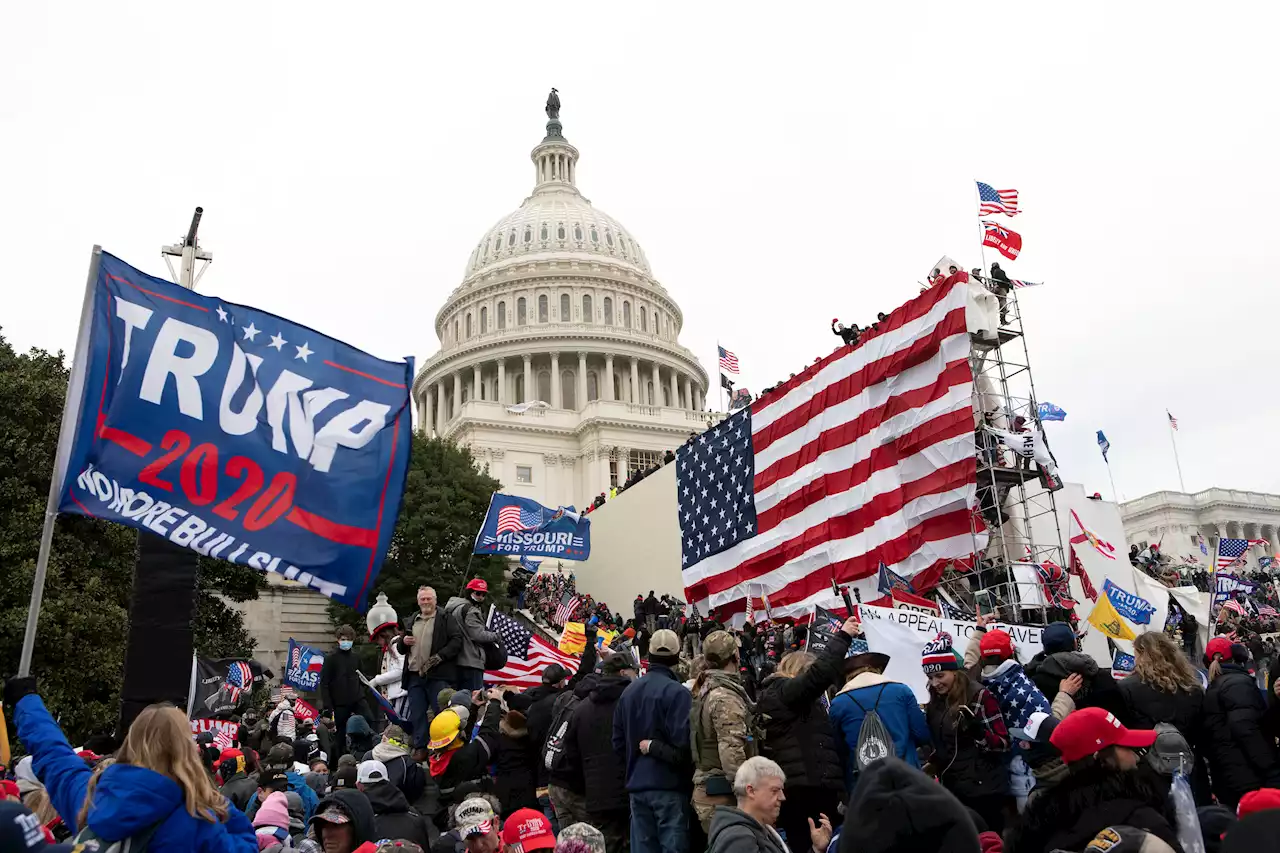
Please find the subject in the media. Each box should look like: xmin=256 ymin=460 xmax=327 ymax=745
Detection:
xmin=1104 ymin=458 xmax=1120 ymax=504
xmin=716 ymin=340 xmax=725 ymax=414
xmin=19 ymin=246 xmax=102 ymax=677
xmin=974 ymin=180 xmax=989 ymax=275
xmin=1210 ymin=538 xmax=1220 ymax=638
xmin=1167 ymin=412 xmax=1187 ymax=493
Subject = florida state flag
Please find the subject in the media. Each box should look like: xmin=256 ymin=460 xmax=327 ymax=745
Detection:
xmin=981 ymin=221 xmax=1022 ymax=260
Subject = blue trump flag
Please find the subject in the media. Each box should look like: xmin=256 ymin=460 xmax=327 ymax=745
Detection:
xmin=1102 ymin=578 xmax=1158 ymax=625
xmin=285 ymin=639 xmax=326 ymax=693
xmin=473 ymin=493 xmax=591 ymax=559
xmin=57 ymin=252 xmax=412 ymax=610
xmin=518 ymin=555 xmax=543 ymax=573
xmin=1036 ymin=402 xmax=1067 ymax=422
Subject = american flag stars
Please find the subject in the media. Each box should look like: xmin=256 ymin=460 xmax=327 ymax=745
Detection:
xmin=677 ymin=408 xmax=756 ymax=568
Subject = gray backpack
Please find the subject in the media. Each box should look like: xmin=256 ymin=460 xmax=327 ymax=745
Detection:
xmin=849 ymin=686 xmax=893 ymax=771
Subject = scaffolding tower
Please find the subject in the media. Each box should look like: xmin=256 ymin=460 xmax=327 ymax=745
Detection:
xmin=934 ymin=283 xmax=1070 ymax=626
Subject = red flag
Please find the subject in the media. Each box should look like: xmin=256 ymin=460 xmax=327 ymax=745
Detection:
xmin=981 ymin=221 xmax=1022 ymax=261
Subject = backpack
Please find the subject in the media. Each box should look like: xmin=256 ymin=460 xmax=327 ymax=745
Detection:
xmin=482 ymin=640 xmax=507 ymax=671
xmin=849 ymin=686 xmax=893 ymax=772
xmin=73 ymin=821 xmax=162 ymax=852
xmin=691 ymin=681 xmax=763 ymax=772
xmin=541 ymin=692 xmax=584 ymax=774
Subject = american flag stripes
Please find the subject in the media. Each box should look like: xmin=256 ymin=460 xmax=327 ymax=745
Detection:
xmin=1258 ymin=604 xmax=1278 ymax=619
xmin=1167 ymin=410 xmax=1178 ymax=431
xmin=1216 ymin=538 xmax=1250 ymax=570
xmin=554 ymin=593 xmax=581 ymax=626
xmin=679 ymin=274 xmax=980 ymax=620
xmin=485 ymin=609 xmax=580 ymax=690
xmin=497 ymin=504 xmax=543 ymax=534
xmin=1010 ymin=280 xmax=1043 ymax=289
xmin=718 ymin=346 xmax=740 ymax=374
xmin=977 ymin=182 xmax=1020 ymax=216
xmin=1219 ymin=598 xmax=1247 ymax=618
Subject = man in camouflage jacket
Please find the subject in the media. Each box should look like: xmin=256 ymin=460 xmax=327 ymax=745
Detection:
xmin=691 ymin=629 xmax=756 ymax=833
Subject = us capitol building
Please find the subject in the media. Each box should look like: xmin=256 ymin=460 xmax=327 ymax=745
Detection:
xmin=412 ymin=91 xmax=711 ymax=509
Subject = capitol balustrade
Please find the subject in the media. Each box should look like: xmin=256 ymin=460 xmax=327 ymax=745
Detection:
xmin=439 ymin=397 xmax=714 ymax=435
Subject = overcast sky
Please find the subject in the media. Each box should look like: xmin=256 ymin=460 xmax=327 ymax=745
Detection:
xmin=3 ymin=4 xmax=1277 ymax=504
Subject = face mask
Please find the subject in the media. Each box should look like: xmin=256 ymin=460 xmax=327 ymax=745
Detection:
xmin=338 ymin=640 xmax=354 ymax=651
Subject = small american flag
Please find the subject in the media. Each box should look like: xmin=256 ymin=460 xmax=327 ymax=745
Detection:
xmin=1216 ymin=538 xmax=1250 ymax=570
xmin=1167 ymin=410 xmax=1178 ymax=431
xmin=977 ymin=181 xmax=1019 ymax=216
xmin=718 ymin=346 xmax=740 ymax=374
xmin=1258 ymin=604 xmax=1278 ymax=619
xmin=554 ymin=593 xmax=581 ymax=626
xmin=1219 ymin=598 xmax=1247 ymax=618
xmin=213 ymin=728 xmax=235 ymax=750
xmin=1010 ymin=279 xmax=1043 ymax=289
xmin=497 ymin=505 xmax=543 ymax=535
xmin=485 ymin=609 xmax=580 ymax=690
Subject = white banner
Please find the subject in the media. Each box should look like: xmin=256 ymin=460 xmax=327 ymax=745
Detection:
xmin=859 ymin=605 xmax=1044 ymax=702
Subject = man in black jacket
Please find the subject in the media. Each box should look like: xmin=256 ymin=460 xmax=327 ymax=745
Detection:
xmin=563 ymin=654 xmax=638 ymax=853
xmin=397 ymin=585 xmax=463 ymax=758
xmin=643 ymin=590 xmax=660 ymax=633
xmin=1024 ymin=622 xmax=1126 ymax=721
xmin=356 ymin=759 xmax=432 ymax=847
xmin=321 ymin=625 xmax=372 ymax=760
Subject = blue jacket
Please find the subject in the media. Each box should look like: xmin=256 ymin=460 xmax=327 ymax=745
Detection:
xmin=243 ymin=771 xmax=319 ymax=823
xmin=611 ymin=664 xmax=692 ymax=793
xmin=15 ymin=694 xmax=256 ymax=853
xmin=827 ymin=674 xmax=931 ymax=792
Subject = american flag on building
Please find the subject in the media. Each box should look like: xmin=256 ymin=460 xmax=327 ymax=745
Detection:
xmin=718 ymin=346 xmax=740 ymax=374
xmin=679 ymin=274 xmax=980 ymax=620
xmin=485 ymin=608 xmax=580 ymax=689
xmin=497 ymin=504 xmax=543 ymax=535
xmin=977 ymin=182 xmax=1020 ymax=216
xmin=554 ymin=593 xmax=581 ymax=626
xmin=1216 ymin=538 xmax=1250 ymax=570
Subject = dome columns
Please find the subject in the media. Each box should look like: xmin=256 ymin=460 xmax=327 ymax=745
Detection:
xmin=604 ymin=354 xmax=615 ymax=401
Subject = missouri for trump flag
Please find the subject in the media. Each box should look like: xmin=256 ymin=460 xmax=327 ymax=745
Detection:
xmin=678 ymin=273 xmax=981 ymax=620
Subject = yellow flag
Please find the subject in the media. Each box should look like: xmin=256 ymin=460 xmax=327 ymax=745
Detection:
xmin=1087 ymin=594 xmax=1136 ymax=641
xmin=596 ymin=628 xmax=618 ymax=650
xmin=0 ymin=702 xmax=9 ymax=767
xmin=559 ymin=622 xmax=587 ymax=655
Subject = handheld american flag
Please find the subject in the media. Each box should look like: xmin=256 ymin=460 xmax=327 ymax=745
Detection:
xmin=554 ymin=593 xmax=581 ymax=626
xmin=1216 ymin=538 xmax=1250 ymax=570
xmin=679 ymin=274 xmax=980 ymax=620
xmin=485 ymin=608 xmax=580 ymax=690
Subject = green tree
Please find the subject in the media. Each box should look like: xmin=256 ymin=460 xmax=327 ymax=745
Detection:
xmin=0 ymin=331 xmax=262 ymax=743
xmin=327 ymin=432 xmax=508 ymax=631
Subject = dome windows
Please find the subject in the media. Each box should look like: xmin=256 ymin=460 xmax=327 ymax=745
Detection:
xmin=557 ymin=223 xmax=566 ymax=240
xmin=497 ymin=301 xmax=506 ymax=330
xmin=517 ymin=297 xmax=527 ymax=326
xmin=560 ymin=293 xmax=570 ymax=322
xmin=603 ymin=297 xmax=613 ymax=325
xmin=523 ymin=226 xmax=532 ymax=244
xmin=605 ymin=229 xmax=614 ymax=248
xmin=590 ymin=227 xmax=599 ymax=244
xmin=540 ymin=223 xmax=548 ymax=241
xmin=623 ymin=301 xmax=632 ymax=328
xmin=574 ymin=224 xmax=583 ymax=242
xmin=493 ymin=235 xmax=502 ymax=253
xmin=508 ymin=229 xmax=516 ymax=247
xmin=582 ymin=294 xmax=593 ymax=322
xmin=538 ymin=294 xmax=549 ymax=323
xmin=480 ymin=306 xmax=488 ymax=334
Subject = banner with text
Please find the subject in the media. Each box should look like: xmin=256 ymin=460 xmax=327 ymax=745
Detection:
xmin=473 ymin=493 xmax=591 ymax=559
xmin=190 ymin=657 xmax=268 ymax=719
xmin=285 ymin=639 xmax=326 ymax=693
xmin=859 ymin=605 xmax=1044 ymax=702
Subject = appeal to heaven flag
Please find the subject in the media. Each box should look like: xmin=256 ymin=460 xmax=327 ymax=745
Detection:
xmin=1088 ymin=594 xmax=1137 ymax=641
xmin=58 ymin=252 xmax=413 ymax=609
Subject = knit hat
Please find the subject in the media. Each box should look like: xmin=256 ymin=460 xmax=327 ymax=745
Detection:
xmin=922 ymin=632 xmax=960 ymax=674
xmin=1042 ymin=622 xmax=1076 ymax=655
xmin=840 ymin=758 xmax=980 ymax=853
xmin=252 ymin=791 xmax=291 ymax=830
xmin=556 ymin=822 xmax=606 ymax=853
xmin=979 ymin=629 xmax=1015 ymax=661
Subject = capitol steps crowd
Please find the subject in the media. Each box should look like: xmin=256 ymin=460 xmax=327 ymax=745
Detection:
xmin=10 ymin=582 xmax=1280 ymax=852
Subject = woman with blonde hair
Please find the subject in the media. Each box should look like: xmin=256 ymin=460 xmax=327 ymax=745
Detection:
xmin=7 ymin=677 xmax=255 ymax=851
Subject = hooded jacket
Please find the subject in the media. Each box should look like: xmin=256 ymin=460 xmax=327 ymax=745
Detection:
xmin=362 ymin=780 xmax=431 ymax=847
xmin=839 ymin=758 xmax=981 ymax=853
xmin=612 ymin=664 xmax=694 ymax=793
xmin=755 ymin=630 xmax=847 ymax=793
xmin=430 ymin=700 xmax=501 ymax=812
xmin=1004 ymin=764 xmax=1179 ymax=853
xmin=444 ymin=595 xmax=501 ymax=670
xmin=564 ymin=674 xmax=631 ymax=813
xmin=371 ymin=740 xmax=426 ymax=805
xmin=15 ymin=693 xmax=256 ymax=853
xmin=1202 ymin=662 xmax=1280 ymax=807
xmin=706 ymin=805 xmax=789 ymax=853
xmin=244 ymin=772 xmax=319 ymax=825
xmin=546 ymin=674 xmax=599 ymax=795
xmin=319 ymin=646 xmax=364 ymax=709
xmin=1024 ymin=651 xmax=1125 ymax=720
xmin=219 ymin=771 xmax=260 ymax=813
xmin=310 ymin=789 xmax=376 ymax=848
xmin=828 ymin=671 xmax=931 ymax=790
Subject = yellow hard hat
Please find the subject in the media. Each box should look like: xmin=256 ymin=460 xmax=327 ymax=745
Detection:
xmin=428 ymin=710 xmax=462 ymax=751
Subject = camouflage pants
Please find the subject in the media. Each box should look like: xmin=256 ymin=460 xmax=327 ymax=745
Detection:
xmin=548 ymin=784 xmax=590 ymax=829
xmin=691 ymin=785 xmax=734 ymax=833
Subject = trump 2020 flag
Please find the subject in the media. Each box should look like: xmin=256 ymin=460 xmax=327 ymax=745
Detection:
xmin=1036 ymin=402 xmax=1067 ymax=422
xmin=473 ymin=493 xmax=591 ymax=559
xmin=284 ymin=639 xmax=326 ymax=693
xmin=56 ymin=253 xmax=412 ymax=610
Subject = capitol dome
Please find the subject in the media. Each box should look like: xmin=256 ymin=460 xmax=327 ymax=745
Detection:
xmin=414 ymin=92 xmax=710 ymax=511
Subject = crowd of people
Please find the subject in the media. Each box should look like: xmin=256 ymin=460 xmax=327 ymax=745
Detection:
xmin=11 ymin=572 xmax=1280 ymax=853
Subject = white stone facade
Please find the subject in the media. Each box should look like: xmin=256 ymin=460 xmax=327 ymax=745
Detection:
xmin=413 ymin=106 xmax=711 ymax=509
xmin=1119 ymin=488 xmax=1280 ymax=564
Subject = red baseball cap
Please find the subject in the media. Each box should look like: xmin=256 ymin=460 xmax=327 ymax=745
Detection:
xmin=502 ymin=808 xmax=556 ymax=851
xmin=1237 ymin=788 xmax=1280 ymax=818
xmin=466 ymin=578 xmax=489 ymax=594
xmin=1050 ymin=707 xmax=1157 ymax=763
xmin=979 ymin=629 xmax=1015 ymax=660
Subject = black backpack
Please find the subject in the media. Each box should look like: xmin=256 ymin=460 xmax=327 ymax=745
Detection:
xmin=541 ymin=692 xmax=584 ymax=774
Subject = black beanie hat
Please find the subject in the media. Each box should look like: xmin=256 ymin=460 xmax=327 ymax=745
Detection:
xmin=840 ymin=758 xmax=980 ymax=853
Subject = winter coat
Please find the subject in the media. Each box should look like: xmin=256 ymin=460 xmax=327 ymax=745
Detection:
xmin=1005 ymin=765 xmax=1179 ymax=853
xmin=312 ymin=789 xmax=376 ymax=848
xmin=643 ymin=594 xmax=660 ymax=617
xmin=1202 ymin=663 xmax=1280 ymax=807
xmin=523 ymin=639 xmax=596 ymax=787
xmin=612 ymin=664 xmax=694 ymax=793
xmin=925 ymin=684 xmax=1010 ymax=801
xmin=362 ymin=781 xmax=431 ymax=847
xmin=1024 ymin=651 xmax=1125 ymax=720
xmin=244 ymin=773 xmax=319 ymax=825
xmin=319 ymin=647 xmax=364 ymax=709
xmin=494 ymin=711 xmax=539 ymax=817
xmin=15 ymin=693 xmax=256 ymax=853
xmin=545 ymin=674 xmax=598 ymax=794
xmin=755 ymin=630 xmax=848 ymax=793
xmin=706 ymin=806 xmax=789 ymax=853
xmin=633 ymin=598 xmax=645 ymax=620
xmin=443 ymin=596 xmax=500 ymax=670
xmin=693 ymin=669 xmax=755 ymax=788
xmin=397 ymin=608 xmax=464 ymax=684
xmin=430 ymin=700 xmax=501 ymax=812
xmin=371 ymin=640 xmax=408 ymax=704
xmin=1117 ymin=676 xmax=1211 ymax=802
xmin=370 ymin=741 xmax=426 ymax=806
xmin=828 ymin=673 xmax=931 ymax=791
xmin=220 ymin=773 xmax=260 ymax=813
xmin=563 ymin=675 xmax=631 ymax=813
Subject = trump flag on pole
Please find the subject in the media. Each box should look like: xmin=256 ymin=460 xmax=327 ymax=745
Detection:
xmin=56 ymin=253 xmax=413 ymax=610
xmin=474 ymin=493 xmax=591 ymax=559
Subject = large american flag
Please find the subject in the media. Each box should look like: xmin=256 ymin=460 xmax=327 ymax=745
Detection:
xmin=718 ymin=346 xmax=740 ymax=374
xmin=679 ymin=275 xmax=979 ymax=620
xmin=977 ymin=181 xmax=1019 ymax=216
xmin=1216 ymin=538 xmax=1250 ymax=570
xmin=485 ymin=609 xmax=580 ymax=689
xmin=497 ymin=505 xmax=543 ymax=535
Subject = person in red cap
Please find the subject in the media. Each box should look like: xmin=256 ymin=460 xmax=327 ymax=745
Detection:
xmin=1007 ymin=707 xmax=1178 ymax=853
xmin=1202 ymin=636 xmax=1280 ymax=809
xmin=502 ymin=808 xmax=556 ymax=852
xmin=446 ymin=578 xmax=502 ymax=693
